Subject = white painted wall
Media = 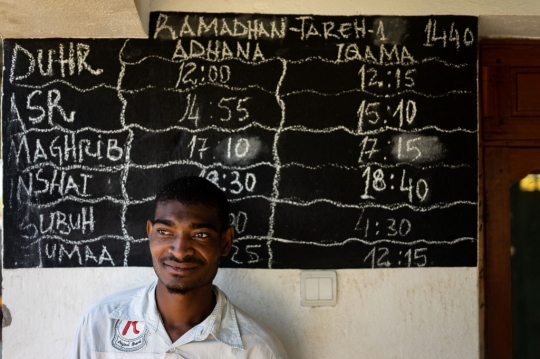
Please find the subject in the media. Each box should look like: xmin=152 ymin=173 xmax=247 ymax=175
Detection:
xmin=3 ymin=267 xmax=478 ymax=359
xmin=3 ymin=0 xmax=540 ymax=358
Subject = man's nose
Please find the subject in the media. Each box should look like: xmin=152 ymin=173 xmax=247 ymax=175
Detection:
xmin=169 ymin=231 xmax=195 ymax=258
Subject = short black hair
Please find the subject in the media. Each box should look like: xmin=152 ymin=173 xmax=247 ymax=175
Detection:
xmin=153 ymin=176 xmax=230 ymax=231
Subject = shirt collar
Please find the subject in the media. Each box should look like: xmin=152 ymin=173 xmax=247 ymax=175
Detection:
xmin=197 ymin=286 xmax=244 ymax=349
xmin=108 ymin=281 xmax=244 ymax=350
xmin=108 ymin=280 xmax=161 ymax=333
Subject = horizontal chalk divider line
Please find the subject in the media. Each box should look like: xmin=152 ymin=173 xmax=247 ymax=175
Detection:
xmin=21 ymin=235 xmax=139 ymax=248
xmin=120 ymin=83 xmax=275 ymax=96
xmin=19 ymin=163 xmax=127 ymax=173
xmin=18 ymin=195 xmax=125 ymax=208
xmin=12 ymin=81 xmax=117 ymax=92
xmin=7 ymin=122 xmax=280 ymax=138
xmin=121 ymin=83 xmax=473 ymax=100
xmin=18 ymin=193 xmax=476 ymax=211
xmin=235 ymin=235 xmax=477 ymax=246
xmin=281 ymin=88 xmax=472 ymax=99
xmin=228 ymin=198 xmax=477 ymax=211
xmin=281 ymin=125 xmax=477 ymax=135
xmin=280 ymin=162 xmax=472 ymax=170
xmin=117 ymin=51 xmax=470 ymax=68
xmin=20 ymin=234 xmax=477 ymax=249
xmin=13 ymin=158 xmax=472 ymax=174
xmin=8 ymin=121 xmax=477 ymax=141
xmin=113 ymin=83 xmax=476 ymax=100
xmin=282 ymin=56 xmax=469 ymax=68
xmin=10 ymin=78 xmax=474 ymax=99
xmin=11 ymin=78 xmax=276 ymax=96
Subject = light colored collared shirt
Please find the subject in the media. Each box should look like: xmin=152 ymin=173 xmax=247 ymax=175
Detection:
xmin=69 ymin=281 xmax=288 ymax=359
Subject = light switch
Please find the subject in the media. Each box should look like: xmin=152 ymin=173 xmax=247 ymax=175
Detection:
xmin=319 ymin=277 xmax=333 ymax=300
xmin=301 ymin=271 xmax=337 ymax=307
xmin=305 ymin=278 xmax=319 ymax=300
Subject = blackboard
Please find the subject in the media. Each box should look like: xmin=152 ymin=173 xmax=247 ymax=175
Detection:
xmin=2 ymin=13 xmax=478 ymax=269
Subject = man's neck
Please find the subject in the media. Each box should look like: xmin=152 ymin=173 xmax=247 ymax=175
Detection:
xmin=155 ymin=283 xmax=216 ymax=343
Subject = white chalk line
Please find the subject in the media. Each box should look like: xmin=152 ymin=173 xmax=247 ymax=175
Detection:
xmin=11 ymin=80 xmax=116 ymax=92
xmin=12 ymin=121 xmax=477 ymax=146
xmin=131 ymin=160 xmax=470 ymax=171
xmin=21 ymin=195 xmax=124 ymax=208
xmin=8 ymin=121 xmax=278 ymax=141
xmin=282 ymin=88 xmax=473 ymax=98
xmin=124 ymin=194 xmax=286 ymax=206
xmin=282 ymin=124 xmax=477 ymax=135
xmin=125 ymin=121 xmax=278 ymax=134
xmin=19 ymin=194 xmax=476 ymax=212
xmin=8 ymin=125 xmax=129 ymax=139
xmin=37 ymin=238 xmax=44 ymax=267
xmin=9 ymin=151 xmax=471 ymax=173
xmin=117 ymin=39 xmax=130 ymax=129
xmin=120 ymin=52 xmax=467 ymax=69
xmin=225 ymin=195 xmax=476 ymax=212
xmin=130 ymin=160 xmax=275 ymax=171
xmin=21 ymin=234 xmax=149 ymax=249
xmin=118 ymin=132 xmax=133 ymax=235
xmin=266 ymin=58 xmax=288 ymax=268
xmin=287 ymin=56 xmax=468 ymax=68
xmin=20 ymin=163 xmax=126 ymax=173
xmin=121 ymin=82 xmax=275 ymax=96
xmin=25 ymin=234 xmax=477 ymax=253
xmin=121 ymin=53 xmax=281 ymax=67
xmin=281 ymin=162 xmax=471 ymax=170
xmin=128 ymin=196 xmax=156 ymax=205
xmin=271 ymin=198 xmax=476 ymax=211
xmin=234 ymin=235 xmax=476 ymax=247
xmin=118 ymin=39 xmax=133 ymax=266
xmin=20 ymin=79 xmax=470 ymax=100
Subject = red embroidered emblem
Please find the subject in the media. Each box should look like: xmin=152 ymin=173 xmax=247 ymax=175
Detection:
xmin=112 ymin=319 xmax=148 ymax=352
xmin=122 ymin=321 xmax=140 ymax=336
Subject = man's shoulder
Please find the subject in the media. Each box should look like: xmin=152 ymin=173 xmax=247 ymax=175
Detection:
xmin=82 ymin=283 xmax=151 ymax=319
xmin=232 ymin=304 xmax=288 ymax=359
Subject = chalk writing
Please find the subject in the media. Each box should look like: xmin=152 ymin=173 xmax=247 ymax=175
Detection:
xmin=2 ymin=14 xmax=478 ymax=269
xmin=424 ymin=19 xmax=475 ymax=49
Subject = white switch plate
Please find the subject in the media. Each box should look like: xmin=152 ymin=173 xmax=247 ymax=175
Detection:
xmin=301 ymin=270 xmax=337 ymax=307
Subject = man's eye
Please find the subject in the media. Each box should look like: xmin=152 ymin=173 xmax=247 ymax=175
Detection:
xmin=193 ymin=232 xmax=209 ymax=238
xmin=157 ymin=229 xmax=170 ymax=235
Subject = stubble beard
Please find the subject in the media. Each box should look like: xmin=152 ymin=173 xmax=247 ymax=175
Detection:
xmin=164 ymin=283 xmax=195 ymax=295
xmin=154 ymin=257 xmax=220 ymax=296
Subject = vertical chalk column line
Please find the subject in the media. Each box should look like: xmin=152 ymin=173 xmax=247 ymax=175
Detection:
xmin=116 ymin=40 xmax=134 ymax=266
xmin=267 ymin=58 xmax=288 ymax=269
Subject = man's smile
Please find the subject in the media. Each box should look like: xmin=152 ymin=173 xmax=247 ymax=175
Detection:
xmin=160 ymin=255 xmax=205 ymax=274
xmin=163 ymin=260 xmax=201 ymax=273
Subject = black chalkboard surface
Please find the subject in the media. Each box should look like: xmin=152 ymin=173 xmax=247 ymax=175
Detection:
xmin=2 ymin=13 xmax=478 ymax=268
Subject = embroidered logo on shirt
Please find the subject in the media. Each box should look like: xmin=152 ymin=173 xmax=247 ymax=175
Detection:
xmin=112 ymin=319 xmax=148 ymax=352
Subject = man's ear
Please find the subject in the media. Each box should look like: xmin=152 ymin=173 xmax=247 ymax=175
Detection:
xmin=146 ymin=220 xmax=153 ymax=237
xmin=220 ymin=226 xmax=234 ymax=257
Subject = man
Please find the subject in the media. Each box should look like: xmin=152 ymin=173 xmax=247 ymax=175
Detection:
xmin=69 ymin=176 xmax=288 ymax=358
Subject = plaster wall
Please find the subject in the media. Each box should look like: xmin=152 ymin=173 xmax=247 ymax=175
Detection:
xmin=3 ymin=0 xmax=539 ymax=358
xmin=3 ymin=267 xmax=478 ymax=359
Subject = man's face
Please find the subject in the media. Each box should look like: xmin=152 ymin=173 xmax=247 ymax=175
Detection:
xmin=146 ymin=201 xmax=233 ymax=295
